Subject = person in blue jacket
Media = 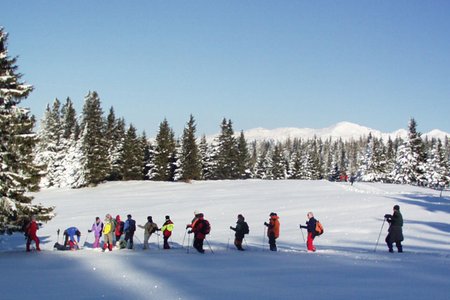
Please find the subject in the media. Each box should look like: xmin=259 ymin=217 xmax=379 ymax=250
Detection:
xmin=123 ymin=215 xmax=136 ymax=249
xmin=64 ymin=227 xmax=81 ymax=250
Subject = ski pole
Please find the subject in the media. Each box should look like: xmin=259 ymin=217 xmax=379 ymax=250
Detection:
xmin=187 ymin=232 xmax=191 ymax=254
xmin=262 ymin=226 xmax=266 ymax=251
xmin=243 ymin=237 xmax=249 ymax=250
xmin=300 ymin=226 xmax=305 ymax=243
xmin=205 ymin=238 xmax=214 ymax=254
xmin=374 ymin=218 xmax=386 ymax=252
xmin=157 ymin=233 xmax=160 ymax=249
xmin=82 ymin=231 xmax=89 ymax=248
xmin=227 ymin=229 xmax=232 ymax=251
xmin=182 ymin=229 xmax=187 ymax=249
xmin=57 ymin=229 xmax=60 ymax=244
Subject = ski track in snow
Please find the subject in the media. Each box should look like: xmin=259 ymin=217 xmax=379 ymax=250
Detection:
xmin=1 ymin=180 xmax=450 ymax=300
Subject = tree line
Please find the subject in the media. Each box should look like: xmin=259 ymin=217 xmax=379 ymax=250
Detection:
xmin=34 ymin=95 xmax=450 ymax=190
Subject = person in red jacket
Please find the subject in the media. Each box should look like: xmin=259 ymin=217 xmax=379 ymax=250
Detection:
xmin=188 ymin=212 xmax=210 ymax=253
xmin=26 ymin=216 xmax=40 ymax=252
xmin=264 ymin=212 xmax=280 ymax=251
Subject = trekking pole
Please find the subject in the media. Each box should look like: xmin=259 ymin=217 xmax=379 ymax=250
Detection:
xmin=134 ymin=235 xmax=142 ymax=249
xmin=82 ymin=231 xmax=89 ymax=248
xmin=227 ymin=229 xmax=232 ymax=251
xmin=205 ymin=238 xmax=214 ymax=254
xmin=374 ymin=218 xmax=386 ymax=252
xmin=300 ymin=226 xmax=306 ymax=243
xmin=157 ymin=233 xmax=160 ymax=249
xmin=182 ymin=229 xmax=187 ymax=249
xmin=244 ymin=237 xmax=249 ymax=250
xmin=187 ymin=232 xmax=191 ymax=254
xmin=262 ymin=227 xmax=266 ymax=251
xmin=57 ymin=229 xmax=60 ymax=244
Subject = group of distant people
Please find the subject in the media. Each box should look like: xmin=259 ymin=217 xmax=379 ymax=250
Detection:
xmin=25 ymin=205 xmax=404 ymax=254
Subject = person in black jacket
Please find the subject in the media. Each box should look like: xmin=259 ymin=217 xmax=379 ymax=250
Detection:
xmin=230 ymin=214 xmax=249 ymax=251
xmin=300 ymin=212 xmax=317 ymax=252
xmin=384 ymin=205 xmax=404 ymax=253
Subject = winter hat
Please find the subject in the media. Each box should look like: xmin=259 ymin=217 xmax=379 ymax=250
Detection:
xmin=393 ymin=205 xmax=400 ymax=211
xmin=165 ymin=215 xmax=170 ymax=220
xmin=127 ymin=214 xmax=132 ymax=219
xmin=147 ymin=216 xmax=153 ymax=222
xmin=238 ymin=214 xmax=244 ymax=220
xmin=270 ymin=212 xmax=277 ymax=216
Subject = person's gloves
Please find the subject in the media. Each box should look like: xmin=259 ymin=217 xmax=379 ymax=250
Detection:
xmin=88 ymin=230 xmax=92 ymax=233
xmin=188 ymin=230 xmax=192 ymax=234
xmin=264 ymin=222 xmax=268 ymax=226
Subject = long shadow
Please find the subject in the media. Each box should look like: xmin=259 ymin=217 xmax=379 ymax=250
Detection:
xmin=391 ymin=194 xmax=450 ymax=214
xmin=407 ymin=219 xmax=450 ymax=234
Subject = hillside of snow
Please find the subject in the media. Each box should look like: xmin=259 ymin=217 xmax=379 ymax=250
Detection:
xmin=239 ymin=121 xmax=449 ymax=142
xmin=1 ymin=180 xmax=450 ymax=299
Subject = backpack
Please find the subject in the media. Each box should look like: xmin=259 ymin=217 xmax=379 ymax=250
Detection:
xmin=243 ymin=222 xmax=249 ymax=235
xmin=315 ymin=220 xmax=324 ymax=236
xmin=201 ymin=219 xmax=211 ymax=235
xmin=129 ymin=220 xmax=136 ymax=232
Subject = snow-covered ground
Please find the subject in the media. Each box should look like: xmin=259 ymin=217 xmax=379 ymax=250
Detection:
xmin=1 ymin=180 xmax=450 ymax=299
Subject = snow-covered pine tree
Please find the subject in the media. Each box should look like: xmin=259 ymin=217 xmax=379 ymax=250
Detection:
xmin=199 ymin=135 xmax=214 ymax=180
xmin=105 ymin=108 xmax=125 ymax=181
xmin=424 ymin=140 xmax=449 ymax=188
xmin=152 ymin=118 xmax=176 ymax=181
xmin=180 ymin=115 xmax=201 ymax=181
xmin=214 ymin=118 xmax=239 ymax=179
xmin=392 ymin=119 xmax=426 ymax=185
xmin=141 ymin=132 xmax=154 ymax=180
xmin=79 ymin=91 xmax=109 ymax=186
xmin=0 ymin=28 xmax=54 ymax=231
xmin=122 ymin=124 xmax=144 ymax=180
xmin=271 ymin=143 xmax=286 ymax=180
xmin=236 ymin=131 xmax=252 ymax=179
xmin=34 ymin=99 xmax=65 ymax=188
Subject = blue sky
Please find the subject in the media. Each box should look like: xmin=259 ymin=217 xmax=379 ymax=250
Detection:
xmin=3 ymin=1 xmax=450 ymax=137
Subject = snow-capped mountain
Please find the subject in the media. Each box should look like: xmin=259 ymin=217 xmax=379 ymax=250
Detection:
xmin=240 ymin=122 xmax=449 ymax=142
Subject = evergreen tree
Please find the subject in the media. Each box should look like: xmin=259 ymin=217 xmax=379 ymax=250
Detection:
xmin=122 ymin=124 xmax=144 ymax=180
xmin=141 ymin=132 xmax=153 ymax=180
xmin=236 ymin=131 xmax=251 ymax=179
xmin=392 ymin=119 xmax=426 ymax=185
xmin=199 ymin=135 xmax=215 ymax=180
xmin=106 ymin=109 xmax=126 ymax=181
xmin=180 ymin=115 xmax=201 ymax=181
xmin=271 ymin=143 xmax=286 ymax=179
xmin=152 ymin=118 xmax=176 ymax=181
xmin=61 ymin=97 xmax=78 ymax=139
xmin=79 ymin=91 xmax=109 ymax=186
xmin=424 ymin=140 xmax=449 ymax=188
xmin=0 ymin=28 xmax=54 ymax=231
xmin=215 ymin=118 xmax=239 ymax=179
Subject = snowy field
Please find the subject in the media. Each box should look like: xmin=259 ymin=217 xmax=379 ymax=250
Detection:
xmin=1 ymin=180 xmax=450 ymax=300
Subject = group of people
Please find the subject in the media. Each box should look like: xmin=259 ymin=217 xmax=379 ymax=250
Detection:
xmin=25 ymin=205 xmax=404 ymax=254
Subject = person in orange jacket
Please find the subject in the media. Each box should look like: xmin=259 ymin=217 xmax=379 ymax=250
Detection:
xmin=264 ymin=212 xmax=280 ymax=251
xmin=25 ymin=216 xmax=41 ymax=252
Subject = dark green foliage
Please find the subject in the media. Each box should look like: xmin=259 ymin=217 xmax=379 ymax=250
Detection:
xmin=80 ymin=91 xmax=109 ymax=186
xmin=180 ymin=115 xmax=201 ymax=181
xmin=122 ymin=124 xmax=145 ymax=180
xmin=152 ymin=119 xmax=176 ymax=181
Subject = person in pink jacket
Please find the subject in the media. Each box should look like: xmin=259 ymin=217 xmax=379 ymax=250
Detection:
xmin=88 ymin=217 xmax=103 ymax=248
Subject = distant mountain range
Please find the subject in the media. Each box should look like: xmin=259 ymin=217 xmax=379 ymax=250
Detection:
xmin=238 ymin=122 xmax=449 ymax=142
